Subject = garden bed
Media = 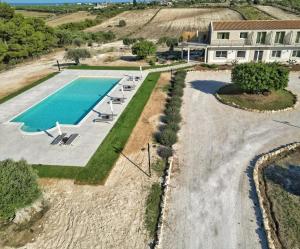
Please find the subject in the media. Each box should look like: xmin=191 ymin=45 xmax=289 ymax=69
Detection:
xmin=254 ymin=143 xmax=300 ymax=249
xmin=216 ymin=84 xmax=297 ymax=112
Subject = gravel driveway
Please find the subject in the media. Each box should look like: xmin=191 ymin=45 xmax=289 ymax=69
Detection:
xmin=161 ymin=70 xmax=300 ymax=249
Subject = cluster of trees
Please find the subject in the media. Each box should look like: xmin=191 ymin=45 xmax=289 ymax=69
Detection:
xmin=0 ymin=3 xmax=57 ymax=66
xmin=0 ymin=3 xmax=116 ymax=67
xmin=0 ymin=159 xmax=41 ymax=221
xmin=232 ymin=62 xmax=289 ymax=93
xmin=132 ymin=40 xmax=157 ymax=59
xmin=15 ymin=4 xmax=90 ymax=14
xmin=156 ymin=71 xmax=187 ymax=159
xmin=157 ymin=36 xmax=179 ymax=51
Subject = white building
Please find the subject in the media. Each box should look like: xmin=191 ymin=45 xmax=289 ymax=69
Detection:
xmin=182 ymin=20 xmax=300 ymax=64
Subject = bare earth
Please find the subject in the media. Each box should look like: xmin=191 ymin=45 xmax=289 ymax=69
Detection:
xmin=161 ymin=71 xmax=300 ymax=249
xmin=47 ymin=11 xmax=97 ymax=27
xmin=256 ymin=5 xmax=300 ymax=19
xmin=133 ymin=8 xmax=243 ymax=39
xmin=87 ymin=8 xmax=243 ymax=39
xmin=86 ymin=9 xmax=160 ymax=38
xmin=5 ymin=73 xmax=170 ymax=249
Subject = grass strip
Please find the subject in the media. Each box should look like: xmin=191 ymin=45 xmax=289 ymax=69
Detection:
xmin=0 ymin=72 xmax=59 ymax=105
xmin=145 ymin=183 xmax=162 ymax=237
xmin=67 ymin=62 xmax=185 ymax=71
xmin=33 ymin=72 xmax=161 ymax=184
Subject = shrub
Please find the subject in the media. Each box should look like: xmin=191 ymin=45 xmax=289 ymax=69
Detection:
xmin=123 ymin=37 xmax=137 ymax=46
xmin=156 ymin=128 xmax=177 ymax=147
xmin=232 ymin=62 xmax=289 ymax=93
xmin=163 ymin=111 xmax=182 ymax=124
xmin=158 ymin=146 xmax=173 ymax=159
xmin=64 ymin=48 xmax=91 ymax=65
xmin=132 ymin=40 xmax=156 ymax=59
xmin=165 ymin=121 xmax=180 ymax=132
xmin=164 ymin=105 xmax=180 ymax=117
xmin=0 ymin=160 xmax=41 ymax=221
xmin=118 ymin=19 xmax=126 ymax=27
xmin=148 ymin=57 xmax=156 ymax=66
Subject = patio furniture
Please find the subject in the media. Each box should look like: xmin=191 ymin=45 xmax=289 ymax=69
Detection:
xmin=63 ymin=133 xmax=79 ymax=145
xmin=93 ymin=114 xmax=114 ymax=122
xmin=51 ymin=133 xmax=67 ymax=145
xmin=122 ymin=85 xmax=136 ymax=91
xmin=110 ymin=97 xmax=125 ymax=104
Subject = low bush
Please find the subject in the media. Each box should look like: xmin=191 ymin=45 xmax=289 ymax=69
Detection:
xmin=164 ymin=105 xmax=180 ymax=117
xmin=165 ymin=121 xmax=180 ymax=132
xmin=163 ymin=111 xmax=182 ymax=124
xmin=232 ymin=62 xmax=289 ymax=93
xmin=0 ymin=160 xmax=41 ymax=221
xmin=156 ymin=128 xmax=178 ymax=147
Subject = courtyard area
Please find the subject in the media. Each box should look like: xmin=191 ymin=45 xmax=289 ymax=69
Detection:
xmin=0 ymin=69 xmax=147 ymax=166
xmin=161 ymin=70 xmax=300 ymax=249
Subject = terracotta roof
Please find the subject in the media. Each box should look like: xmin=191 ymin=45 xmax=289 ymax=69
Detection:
xmin=212 ymin=20 xmax=300 ymax=31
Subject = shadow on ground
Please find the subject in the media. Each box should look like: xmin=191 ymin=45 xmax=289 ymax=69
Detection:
xmin=190 ymin=80 xmax=227 ymax=94
xmin=246 ymin=155 xmax=270 ymax=249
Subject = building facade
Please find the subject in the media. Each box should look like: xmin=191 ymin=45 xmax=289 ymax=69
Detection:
xmin=183 ymin=20 xmax=300 ymax=64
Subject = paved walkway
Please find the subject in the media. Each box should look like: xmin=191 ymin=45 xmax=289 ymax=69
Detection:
xmin=161 ymin=70 xmax=300 ymax=249
xmin=0 ymin=70 xmax=147 ymax=166
xmin=146 ymin=62 xmax=198 ymax=73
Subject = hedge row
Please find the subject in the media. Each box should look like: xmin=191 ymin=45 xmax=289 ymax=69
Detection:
xmin=156 ymin=71 xmax=187 ymax=158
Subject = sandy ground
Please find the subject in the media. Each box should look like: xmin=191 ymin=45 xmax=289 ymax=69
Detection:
xmin=47 ymin=11 xmax=97 ymax=27
xmin=255 ymin=5 xmax=300 ymax=19
xmin=0 ymin=41 xmax=149 ymax=100
xmin=161 ymin=70 xmax=300 ymax=249
xmin=5 ymin=73 xmax=170 ymax=249
xmin=85 ymin=9 xmax=160 ymax=39
xmin=133 ymin=8 xmax=243 ymax=39
xmin=86 ymin=8 xmax=242 ymax=39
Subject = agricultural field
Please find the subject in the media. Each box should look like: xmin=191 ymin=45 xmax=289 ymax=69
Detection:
xmin=232 ymin=5 xmax=274 ymax=20
xmin=86 ymin=8 xmax=160 ymax=39
xmin=87 ymin=8 xmax=243 ymax=39
xmin=256 ymin=5 xmax=300 ymax=19
xmin=15 ymin=10 xmax=55 ymax=19
xmin=46 ymin=11 xmax=97 ymax=27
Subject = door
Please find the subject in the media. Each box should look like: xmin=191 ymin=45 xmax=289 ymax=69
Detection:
xmin=254 ymin=50 xmax=264 ymax=62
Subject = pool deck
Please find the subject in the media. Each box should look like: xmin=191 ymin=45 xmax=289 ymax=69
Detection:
xmin=0 ymin=69 xmax=148 ymax=166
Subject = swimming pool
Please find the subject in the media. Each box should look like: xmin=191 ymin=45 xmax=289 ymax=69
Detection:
xmin=11 ymin=77 xmax=120 ymax=132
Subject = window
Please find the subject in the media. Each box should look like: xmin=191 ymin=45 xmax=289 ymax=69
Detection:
xmin=216 ymin=51 xmax=228 ymax=58
xmin=256 ymin=32 xmax=267 ymax=44
xmin=237 ymin=51 xmax=246 ymax=58
xmin=217 ymin=32 xmax=229 ymax=39
xmin=275 ymin=31 xmax=285 ymax=44
xmin=271 ymin=50 xmax=282 ymax=58
xmin=240 ymin=32 xmax=248 ymax=39
xmin=292 ymin=50 xmax=300 ymax=57
xmin=296 ymin=32 xmax=300 ymax=43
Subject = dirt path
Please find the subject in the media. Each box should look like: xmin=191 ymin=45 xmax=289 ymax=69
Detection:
xmin=160 ymin=71 xmax=300 ymax=249
xmin=7 ymin=73 xmax=170 ymax=249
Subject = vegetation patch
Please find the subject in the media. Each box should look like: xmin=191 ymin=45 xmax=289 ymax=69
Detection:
xmin=34 ymin=73 xmax=161 ymax=184
xmin=216 ymin=62 xmax=296 ymax=111
xmin=232 ymin=5 xmax=274 ymax=20
xmin=0 ymin=160 xmax=41 ymax=222
xmin=145 ymin=183 xmax=162 ymax=237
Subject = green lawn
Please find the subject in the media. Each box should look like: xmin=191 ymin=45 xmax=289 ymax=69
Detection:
xmin=0 ymin=72 xmax=59 ymax=104
xmin=34 ymin=72 xmax=161 ymax=184
xmin=217 ymin=84 xmax=296 ymax=111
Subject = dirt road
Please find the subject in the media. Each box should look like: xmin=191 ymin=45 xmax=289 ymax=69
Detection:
xmin=160 ymin=71 xmax=300 ymax=249
xmin=256 ymin=5 xmax=300 ymax=19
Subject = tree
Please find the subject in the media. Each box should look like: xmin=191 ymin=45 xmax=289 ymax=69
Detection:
xmin=166 ymin=37 xmax=178 ymax=52
xmin=232 ymin=62 xmax=289 ymax=93
xmin=132 ymin=40 xmax=156 ymax=59
xmin=0 ymin=3 xmax=15 ymax=20
xmin=0 ymin=159 xmax=41 ymax=221
xmin=64 ymin=48 xmax=91 ymax=65
xmin=133 ymin=0 xmax=137 ymax=6
xmin=119 ymin=19 xmax=126 ymax=27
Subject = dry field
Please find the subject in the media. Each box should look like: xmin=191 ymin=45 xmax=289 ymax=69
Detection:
xmin=256 ymin=5 xmax=300 ymax=19
xmin=15 ymin=10 xmax=55 ymax=19
xmin=133 ymin=8 xmax=243 ymax=39
xmin=86 ymin=9 xmax=160 ymax=38
xmin=47 ymin=11 xmax=97 ymax=27
xmin=6 ymin=73 xmax=170 ymax=249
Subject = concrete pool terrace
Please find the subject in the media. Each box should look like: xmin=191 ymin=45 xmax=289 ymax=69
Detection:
xmin=0 ymin=69 xmax=148 ymax=166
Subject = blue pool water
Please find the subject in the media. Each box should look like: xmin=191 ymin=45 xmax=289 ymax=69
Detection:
xmin=11 ymin=77 xmax=120 ymax=132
